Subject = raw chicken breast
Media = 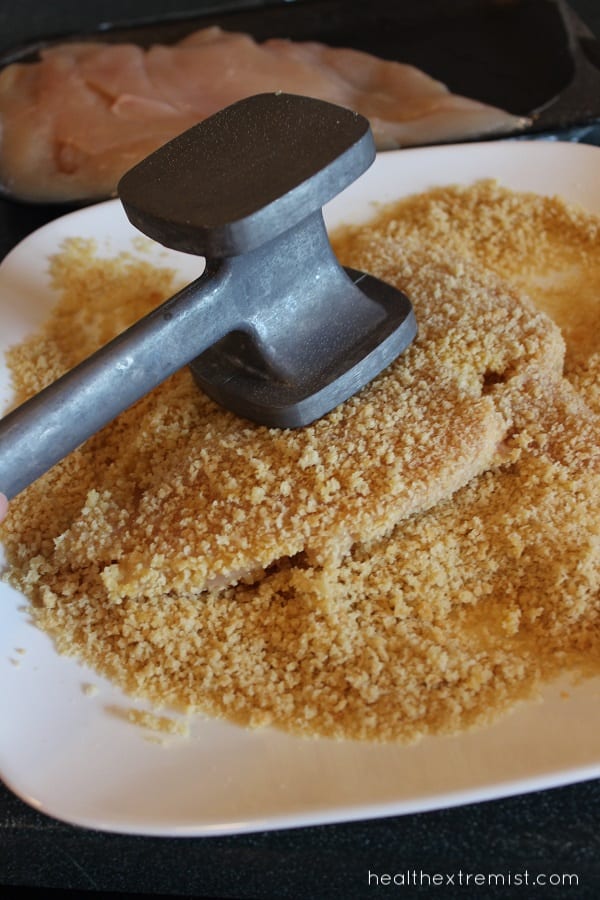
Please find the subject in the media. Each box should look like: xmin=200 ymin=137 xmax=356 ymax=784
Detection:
xmin=0 ymin=26 xmax=528 ymax=202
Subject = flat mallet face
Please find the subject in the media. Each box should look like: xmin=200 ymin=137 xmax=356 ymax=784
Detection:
xmin=0 ymin=93 xmax=416 ymax=499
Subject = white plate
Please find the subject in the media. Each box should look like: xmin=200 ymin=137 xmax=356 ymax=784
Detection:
xmin=1 ymin=140 xmax=599 ymax=836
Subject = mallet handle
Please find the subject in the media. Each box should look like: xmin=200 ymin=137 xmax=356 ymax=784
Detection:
xmin=0 ymin=263 xmax=232 ymax=499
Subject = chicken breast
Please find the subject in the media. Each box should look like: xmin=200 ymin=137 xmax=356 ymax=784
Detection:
xmin=2 ymin=229 xmax=563 ymax=605
xmin=0 ymin=26 xmax=528 ymax=202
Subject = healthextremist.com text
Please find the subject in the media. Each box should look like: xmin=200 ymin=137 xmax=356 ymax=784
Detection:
xmin=367 ymin=869 xmax=579 ymax=889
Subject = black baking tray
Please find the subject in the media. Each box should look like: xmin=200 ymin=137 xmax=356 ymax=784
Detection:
xmin=1 ymin=0 xmax=599 ymax=200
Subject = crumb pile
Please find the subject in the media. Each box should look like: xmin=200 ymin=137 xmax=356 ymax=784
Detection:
xmin=2 ymin=181 xmax=599 ymax=743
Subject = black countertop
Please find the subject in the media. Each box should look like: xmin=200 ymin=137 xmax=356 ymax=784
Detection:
xmin=1 ymin=2 xmax=599 ymax=898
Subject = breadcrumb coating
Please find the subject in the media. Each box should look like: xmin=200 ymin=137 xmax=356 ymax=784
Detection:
xmin=348 ymin=179 xmax=599 ymax=413
xmin=3 ymin=234 xmax=562 ymax=597
xmin=1 ymin=181 xmax=599 ymax=743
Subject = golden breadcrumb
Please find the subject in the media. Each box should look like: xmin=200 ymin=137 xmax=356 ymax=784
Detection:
xmin=1 ymin=181 xmax=599 ymax=744
xmin=104 ymin=704 xmax=190 ymax=736
xmin=125 ymin=709 xmax=190 ymax=737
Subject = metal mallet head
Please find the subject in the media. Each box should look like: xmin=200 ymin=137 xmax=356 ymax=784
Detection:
xmin=0 ymin=93 xmax=416 ymax=500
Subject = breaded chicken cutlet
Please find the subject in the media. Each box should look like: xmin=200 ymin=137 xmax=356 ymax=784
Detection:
xmin=3 ymin=234 xmax=563 ymax=605
xmin=2 ymin=180 xmax=599 ymax=744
